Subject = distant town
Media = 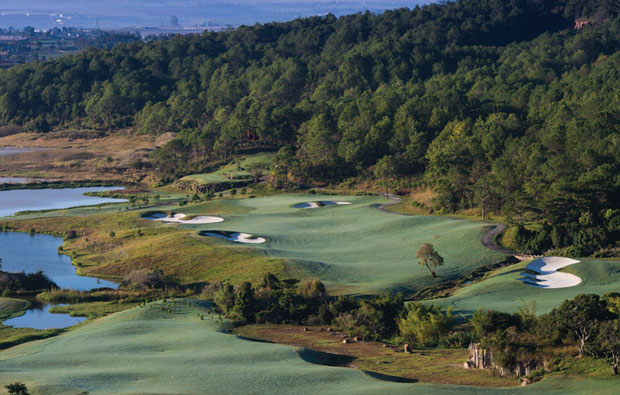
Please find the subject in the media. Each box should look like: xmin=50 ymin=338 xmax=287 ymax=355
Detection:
xmin=0 ymin=27 xmax=141 ymax=66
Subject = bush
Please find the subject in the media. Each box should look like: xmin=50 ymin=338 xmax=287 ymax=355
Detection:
xmin=470 ymin=309 xmax=521 ymax=340
xmin=298 ymin=278 xmax=326 ymax=299
xmin=5 ymin=382 xmax=29 ymax=395
xmin=122 ymin=268 xmax=163 ymax=289
xmin=398 ymin=304 xmax=454 ymax=347
xmin=438 ymin=331 xmax=475 ymax=349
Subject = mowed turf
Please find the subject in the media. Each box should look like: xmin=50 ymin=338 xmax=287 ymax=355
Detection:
xmin=159 ymin=194 xmax=506 ymax=296
xmin=0 ymin=300 xmax=413 ymax=394
xmin=1 ymin=301 xmax=618 ymax=395
xmin=423 ymin=258 xmax=620 ymax=317
xmin=180 ymin=152 xmax=274 ymax=185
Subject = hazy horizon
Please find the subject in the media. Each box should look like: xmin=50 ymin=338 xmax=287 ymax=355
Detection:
xmin=0 ymin=1 xmax=436 ymax=30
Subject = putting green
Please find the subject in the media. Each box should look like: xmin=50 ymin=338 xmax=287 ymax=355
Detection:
xmin=162 ymin=194 xmax=506 ymax=296
xmin=423 ymin=258 xmax=620 ymax=317
xmin=1 ymin=301 xmax=617 ymax=394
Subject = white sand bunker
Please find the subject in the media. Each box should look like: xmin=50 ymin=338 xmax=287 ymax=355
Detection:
xmin=293 ymin=201 xmax=352 ymax=209
xmin=200 ymin=231 xmax=266 ymax=244
xmin=517 ymin=257 xmax=582 ymax=289
xmin=144 ymin=212 xmax=224 ymax=224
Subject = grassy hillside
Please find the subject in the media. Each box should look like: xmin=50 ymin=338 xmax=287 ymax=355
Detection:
xmin=0 ymin=298 xmax=29 ymax=320
xmin=160 ymin=194 xmax=506 ymax=296
xmin=1 ymin=208 xmax=286 ymax=285
xmin=1 ymin=300 xmax=618 ymax=394
xmin=180 ymin=152 xmax=274 ymax=185
xmin=1 ymin=193 xmax=506 ymax=295
xmin=423 ymin=258 xmax=620 ymax=317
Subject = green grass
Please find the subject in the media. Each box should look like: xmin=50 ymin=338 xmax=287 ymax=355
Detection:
xmin=2 ymin=189 xmax=507 ymax=296
xmin=422 ymin=258 xmax=620 ymax=317
xmin=1 ymin=301 xmax=618 ymax=394
xmin=158 ymin=194 xmax=506 ymax=296
xmin=181 ymin=152 xmax=274 ymax=185
xmin=2 ymin=208 xmax=287 ymax=285
xmin=0 ymin=298 xmax=30 ymax=320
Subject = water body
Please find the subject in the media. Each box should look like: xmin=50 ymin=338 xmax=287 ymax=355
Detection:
xmin=0 ymin=231 xmax=117 ymax=329
xmin=0 ymin=147 xmax=44 ymax=156
xmin=0 ymin=232 xmax=118 ymax=290
xmin=3 ymin=303 xmax=85 ymax=329
xmin=0 ymin=177 xmax=30 ymax=184
xmin=0 ymin=187 xmax=125 ymax=217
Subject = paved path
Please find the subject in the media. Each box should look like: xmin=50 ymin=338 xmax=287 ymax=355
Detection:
xmin=377 ymin=193 xmax=516 ymax=256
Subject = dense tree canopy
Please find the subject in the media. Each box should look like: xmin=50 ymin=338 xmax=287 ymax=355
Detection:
xmin=0 ymin=0 xmax=619 ymax=256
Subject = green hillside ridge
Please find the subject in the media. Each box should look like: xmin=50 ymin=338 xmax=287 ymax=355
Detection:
xmin=143 ymin=194 xmax=506 ymax=296
xmin=1 ymin=300 xmax=619 ymax=394
xmin=180 ymin=152 xmax=274 ymax=185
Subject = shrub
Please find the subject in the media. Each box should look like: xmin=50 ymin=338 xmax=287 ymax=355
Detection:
xmin=438 ymin=330 xmax=475 ymax=349
xmin=398 ymin=304 xmax=454 ymax=347
xmin=122 ymin=268 xmax=163 ymax=289
xmin=298 ymin=278 xmax=326 ymax=299
xmin=5 ymin=382 xmax=29 ymax=395
xmin=470 ymin=309 xmax=521 ymax=340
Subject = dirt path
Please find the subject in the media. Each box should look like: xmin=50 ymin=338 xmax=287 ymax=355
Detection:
xmin=377 ymin=193 xmax=515 ymax=256
xmin=377 ymin=193 xmax=402 ymax=213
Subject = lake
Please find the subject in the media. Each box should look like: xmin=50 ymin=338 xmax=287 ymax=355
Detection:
xmin=0 ymin=232 xmax=118 ymax=290
xmin=0 ymin=231 xmax=118 ymax=329
xmin=0 ymin=187 xmax=125 ymax=217
xmin=3 ymin=303 xmax=86 ymax=329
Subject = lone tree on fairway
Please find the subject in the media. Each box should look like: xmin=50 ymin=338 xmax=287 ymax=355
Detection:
xmin=416 ymin=243 xmax=444 ymax=277
xmin=373 ymin=155 xmax=396 ymax=198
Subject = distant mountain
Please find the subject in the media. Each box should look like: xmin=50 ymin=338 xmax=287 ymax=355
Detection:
xmin=0 ymin=0 xmax=435 ymax=30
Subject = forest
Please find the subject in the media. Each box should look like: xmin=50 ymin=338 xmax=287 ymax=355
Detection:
xmin=0 ymin=0 xmax=618 ymax=257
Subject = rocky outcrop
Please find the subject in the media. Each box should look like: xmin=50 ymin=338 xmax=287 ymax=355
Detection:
xmin=464 ymin=343 xmax=493 ymax=369
xmin=464 ymin=343 xmax=541 ymax=378
xmin=574 ymin=18 xmax=591 ymax=30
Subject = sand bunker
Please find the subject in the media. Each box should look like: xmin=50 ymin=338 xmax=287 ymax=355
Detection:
xmin=517 ymin=257 xmax=582 ymax=289
xmin=293 ymin=201 xmax=352 ymax=209
xmin=200 ymin=231 xmax=266 ymax=244
xmin=144 ymin=212 xmax=224 ymax=224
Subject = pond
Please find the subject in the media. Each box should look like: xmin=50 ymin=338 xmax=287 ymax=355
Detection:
xmin=0 ymin=186 xmax=125 ymax=217
xmin=0 ymin=177 xmax=30 ymax=184
xmin=0 ymin=177 xmax=48 ymax=184
xmin=0 ymin=232 xmax=118 ymax=290
xmin=3 ymin=303 xmax=86 ymax=329
xmin=0 ymin=147 xmax=46 ymax=156
xmin=0 ymin=232 xmax=118 ymax=329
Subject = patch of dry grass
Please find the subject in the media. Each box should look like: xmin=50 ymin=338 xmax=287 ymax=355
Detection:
xmin=1 ymin=210 xmax=287 ymax=286
xmin=235 ymin=324 xmax=517 ymax=387
xmin=0 ymin=130 xmax=172 ymax=183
